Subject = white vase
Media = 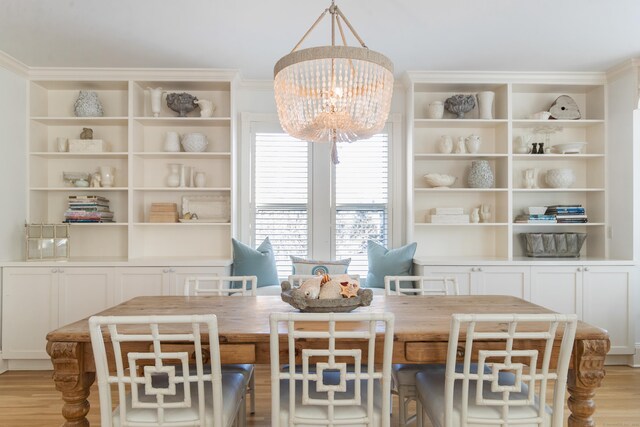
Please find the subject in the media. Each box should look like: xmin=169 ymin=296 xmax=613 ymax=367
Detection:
xmin=438 ymin=135 xmax=453 ymax=154
xmin=468 ymin=160 xmax=494 ymax=188
xmin=477 ymin=91 xmax=495 ymax=120
xmin=465 ymin=134 xmax=481 ymax=154
xmin=167 ymin=164 xmax=181 ymax=187
xmin=427 ymin=101 xmax=444 ymax=119
xmin=470 ymin=208 xmax=480 ymax=223
xmin=164 ymin=131 xmax=181 ymax=152
xmin=148 ymin=87 xmax=164 ymax=118
xmin=56 ymin=137 xmax=68 ymax=152
xmin=99 ymin=166 xmax=115 ymax=187
xmin=194 ymin=171 xmax=206 ymax=188
xmin=454 ymin=137 xmax=466 ymax=154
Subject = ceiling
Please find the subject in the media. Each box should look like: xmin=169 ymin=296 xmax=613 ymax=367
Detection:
xmin=1 ymin=0 xmax=639 ymax=79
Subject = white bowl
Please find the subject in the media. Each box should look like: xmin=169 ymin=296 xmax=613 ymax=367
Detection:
xmin=552 ymin=142 xmax=587 ymax=154
xmin=181 ymin=133 xmax=209 ymax=152
xmin=424 ymin=173 xmax=456 ymax=188
xmin=525 ymin=206 xmax=548 ymax=215
xmin=527 ymin=111 xmax=552 ymax=120
xmin=545 ymin=168 xmax=575 ymax=188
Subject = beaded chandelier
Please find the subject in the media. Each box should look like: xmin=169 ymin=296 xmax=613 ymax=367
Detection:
xmin=273 ymin=1 xmax=394 ymax=163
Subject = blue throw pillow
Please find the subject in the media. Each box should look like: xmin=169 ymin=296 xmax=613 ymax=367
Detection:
xmin=231 ymin=237 xmax=279 ymax=287
xmin=365 ymin=240 xmax=417 ymax=289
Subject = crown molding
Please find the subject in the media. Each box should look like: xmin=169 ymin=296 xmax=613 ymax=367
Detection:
xmin=0 ymin=50 xmax=29 ymax=77
xmin=606 ymin=58 xmax=640 ymax=81
xmin=238 ymin=79 xmax=274 ymax=91
xmin=27 ymin=67 xmax=240 ymax=82
xmin=404 ymin=70 xmax=606 ymax=86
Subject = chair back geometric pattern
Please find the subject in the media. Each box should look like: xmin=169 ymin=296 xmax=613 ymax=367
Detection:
xmin=184 ymin=275 xmax=257 ymax=296
xmin=89 ymin=314 xmax=224 ymax=427
xmin=269 ymin=312 xmax=395 ymax=426
xmin=444 ymin=313 xmax=578 ymax=427
xmin=384 ymin=275 xmax=459 ymax=296
xmin=288 ymin=274 xmax=361 ymax=287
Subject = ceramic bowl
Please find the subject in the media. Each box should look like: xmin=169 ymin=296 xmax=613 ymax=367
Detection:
xmin=527 ymin=111 xmax=552 ymax=120
xmin=181 ymin=133 xmax=209 ymax=152
xmin=424 ymin=173 xmax=457 ymax=188
xmin=552 ymin=142 xmax=588 ymax=154
xmin=525 ymin=206 xmax=548 ymax=215
xmin=545 ymin=168 xmax=575 ymax=188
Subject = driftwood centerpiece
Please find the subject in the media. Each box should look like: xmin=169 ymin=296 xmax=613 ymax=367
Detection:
xmin=281 ymin=281 xmax=373 ymax=313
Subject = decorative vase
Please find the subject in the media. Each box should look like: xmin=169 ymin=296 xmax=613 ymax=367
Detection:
xmin=480 ymin=204 xmax=491 ymax=223
xmin=444 ymin=94 xmax=475 ymax=119
xmin=179 ymin=165 xmax=191 ymax=187
xmin=194 ymin=99 xmax=216 ymax=117
xmin=523 ymin=168 xmax=539 ymax=188
xmin=166 ymin=92 xmax=198 ymax=117
xmin=74 ymin=90 xmax=103 ymax=117
xmin=465 ymin=134 xmax=481 ymax=154
xmin=147 ymin=87 xmax=164 ymax=117
xmin=167 ymin=164 xmax=181 ymax=188
xmin=476 ymin=91 xmax=495 ymax=120
xmin=427 ymin=101 xmax=444 ymax=119
xmin=454 ymin=137 xmax=466 ymax=154
xmin=470 ymin=208 xmax=480 ymax=223
xmin=164 ymin=131 xmax=181 ymax=152
xmin=438 ymin=135 xmax=453 ymax=154
xmin=99 ymin=166 xmax=115 ymax=187
xmin=56 ymin=137 xmax=68 ymax=152
xmin=194 ymin=171 xmax=206 ymax=188
xmin=468 ymin=160 xmax=494 ymax=188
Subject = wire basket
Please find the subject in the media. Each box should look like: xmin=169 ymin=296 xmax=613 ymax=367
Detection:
xmin=521 ymin=232 xmax=586 ymax=258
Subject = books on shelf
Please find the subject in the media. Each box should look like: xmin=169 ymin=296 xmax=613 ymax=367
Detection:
xmin=515 ymin=205 xmax=588 ymax=224
xmin=515 ymin=214 xmax=557 ymax=224
xmin=64 ymin=195 xmax=114 ymax=223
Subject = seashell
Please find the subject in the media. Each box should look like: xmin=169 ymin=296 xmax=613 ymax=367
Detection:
xmin=318 ymin=280 xmax=342 ymax=299
xmin=298 ymin=277 xmax=321 ymax=299
xmin=320 ymin=274 xmax=331 ymax=285
xmin=340 ymin=280 xmax=359 ymax=298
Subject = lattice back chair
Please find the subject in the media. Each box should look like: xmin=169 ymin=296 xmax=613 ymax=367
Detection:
xmin=416 ymin=313 xmax=578 ymax=427
xmin=384 ymin=275 xmax=459 ymax=296
xmin=183 ymin=275 xmax=257 ymax=415
xmin=89 ymin=314 xmax=248 ymax=427
xmin=288 ymin=274 xmax=361 ymax=287
xmin=270 ymin=312 xmax=395 ymax=427
xmin=384 ymin=275 xmax=459 ymax=427
xmin=184 ymin=275 xmax=257 ymax=296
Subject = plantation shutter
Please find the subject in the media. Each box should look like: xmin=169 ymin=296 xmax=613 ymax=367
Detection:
xmin=334 ymin=134 xmax=389 ymax=278
xmin=253 ymin=133 xmax=309 ymax=277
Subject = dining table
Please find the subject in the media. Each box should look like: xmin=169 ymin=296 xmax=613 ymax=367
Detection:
xmin=46 ymin=294 xmax=610 ymax=427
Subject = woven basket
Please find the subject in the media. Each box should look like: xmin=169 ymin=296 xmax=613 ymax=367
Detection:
xmin=522 ymin=233 xmax=587 ymax=257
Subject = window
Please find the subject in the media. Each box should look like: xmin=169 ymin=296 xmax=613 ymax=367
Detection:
xmin=248 ymin=117 xmax=395 ymax=281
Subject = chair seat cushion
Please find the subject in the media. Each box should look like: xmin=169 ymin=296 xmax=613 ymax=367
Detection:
xmin=113 ymin=372 xmax=246 ymax=427
xmin=392 ymin=363 xmax=431 ymax=387
xmin=416 ymin=366 xmax=552 ymax=427
xmin=173 ymin=363 xmax=254 ymax=381
xmin=278 ymin=378 xmax=385 ymax=426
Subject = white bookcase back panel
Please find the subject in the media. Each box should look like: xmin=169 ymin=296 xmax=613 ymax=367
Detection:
xmin=414 ymin=158 xmax=508 ymax=189
xmin=414 ymin=191 xmax=509 ymax=224
xmin=30 ymin=81 xmax=128 ymax=117
xmin=413 ymin=226 xmax=509 ymax=258
xmin=29 ymin=122 xmax=128 ymax=153
xmin=133 ymin=158 xmax=230 ymax=189
xmin=29 ymin=190 xmax=128 ymax=224
xmin=413 ymin=83 xmax=508 ymax=120
xmin=30 ymin=157 xmax=128 ymax=188
xmin=413 ymin=124 xmax=508 ymax=154
xmin=511 ymin=158 xmax=604 ymax=189
xmin=130 ymin=226 xmax=231 ymax=258
xmin=67 ymin=225 xmax=128 ymax=259
xmin=511 ymin=84 xmax=605 ymax=120
xmin=132 ymin=121 xmax=230 ymax=153
xmin=132 ymin=81 xmax=231 ymax=118
xmin=132 ymin=190 xmax=230 ymax=223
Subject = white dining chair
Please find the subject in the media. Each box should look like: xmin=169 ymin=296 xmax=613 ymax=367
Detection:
xmin=384 ymin=275 xmax=459 ymax=427
xmin=287 ymin=273 xmax=361 ymax=287
xmin=184 ymin=275 xmax=257 ymax=415
xmin=416 ymin=313 xmax=578 ymax=427
xmin=89 ymin=314 xmax=248 ymax=427
xmin=269 ymin=312 xmax=395 ymax=426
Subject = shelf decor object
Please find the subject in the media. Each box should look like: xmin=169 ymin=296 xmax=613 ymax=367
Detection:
xmin=273 ymin=0 xmax=394 ymax=164
xmin=522 ymin=232 xmax=587 ymax=257
xmin=444 ymin=94 xmax=475 ymax=119
xmin=25 ymin=223 xmax=70 ymax=261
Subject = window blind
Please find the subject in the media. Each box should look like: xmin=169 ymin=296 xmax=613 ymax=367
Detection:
xmin=334 ymin=135 xmax=389 ymax=277
xmin=253 ymin=133 xmax=309 ymax=277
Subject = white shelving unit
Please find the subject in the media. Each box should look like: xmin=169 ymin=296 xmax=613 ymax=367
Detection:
xmin=27 ymin=71 xmax=239 ymax=261
xmin=406 ymin=74 xmax=611 ymax=261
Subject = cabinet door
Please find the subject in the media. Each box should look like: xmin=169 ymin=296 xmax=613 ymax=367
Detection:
xmin=58 ymin=267 xmax=115 ymax=325
xmin=530 ymin=266 xmax=582 ymax=317
xmin=582 ymin=266 xmax=635 ymax=355
xmin=113 ymin=267 xmax=171 ymax=303
xmin=2 ymin=267 xmax=59 ymax=359
xmin=171 ymin=266 xmax=231 ymax=295
xmin=473 ymin=266 xmax=530 ymax=299
xmin=415 ymin=266 xmax=472 ymax=295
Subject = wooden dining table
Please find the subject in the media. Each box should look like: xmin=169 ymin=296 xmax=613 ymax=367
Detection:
xmin=46 ymin=294 xmax=610 ymax=427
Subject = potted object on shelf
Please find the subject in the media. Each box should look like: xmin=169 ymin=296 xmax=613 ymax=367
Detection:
xmin=549 ymin=95 xmax=581 ymax=120
xmin=147 ymin=87 xmax=165 ymax=117
xmin=163 ymin=131 xmax=181 ymax=152
xmin=467 ymin=160 xmax=494 ymax=188
xmin=74 ymin=90 xmax=103 ymax=117
xmin=426 ymin=101 xmax=444 ymax=119
xmin=194 ymin=99 xmax=216 ymax=117
xmin=465 ymin=134 xmax=481 ymax=154
xmin=437 ymin=135 xmax=453 ymax=153
xmin=545 ymin=168 xmax=575 ymax=188
xmin=444 ymin=94 xmax=475 ymax=119
xmin=181 ymin=133 xmax=209 ymax=152
xmin=166 ymin=92 xmax=199 ymax=117
xmin=476 ymin=91 xmax=494 ymax=119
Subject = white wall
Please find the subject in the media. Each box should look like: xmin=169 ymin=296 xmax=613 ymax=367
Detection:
xmin=0 ymin=66 xmax=26 ymax=261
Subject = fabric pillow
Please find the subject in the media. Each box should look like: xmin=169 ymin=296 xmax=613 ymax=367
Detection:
xmin=290 ymin=256 xmax=350 ymax=276
xmin=365 ymin=240 xmax=417 ymax=289
xmin=231 ymin=237 xmax=279 ymax=287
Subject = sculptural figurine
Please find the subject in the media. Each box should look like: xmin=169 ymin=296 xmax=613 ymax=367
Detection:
xmin=80 ymin=128 xmax=93 ymax=140
xmin=89 ymin=173 xmax=101 ymax=188
xmin=166 ymin=92 xmax=199 ymax=117
xmin=194 ymin=99 xmax=216 ymax=117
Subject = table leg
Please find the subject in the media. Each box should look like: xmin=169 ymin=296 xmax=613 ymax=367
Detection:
xmin=47 ymin=341 xmax=96 ymax=427
xmin=567 ymin=339 xmax=610 ymax=427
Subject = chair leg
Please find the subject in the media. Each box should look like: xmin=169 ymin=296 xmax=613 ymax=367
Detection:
xmin=238 ymin=394 xmax=247 ymax=427
xmin=398 ymin=386 xmax=407 ymax=426
xmin=416 ymin=399 xmax=423 ymax=427
xmin=249 ymin=371 xmax=256 ymax=415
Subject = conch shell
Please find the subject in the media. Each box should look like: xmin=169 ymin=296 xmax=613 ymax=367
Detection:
xmin=318 ymin=279 xmax=342 ymax=299
xmin=299 ymin=277 xmax=322 ymax=299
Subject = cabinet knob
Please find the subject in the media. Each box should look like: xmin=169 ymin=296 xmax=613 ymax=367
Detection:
xmin=51 ymin=268 xmax=58 ymax=273
xmin=477 ymin=267 xmax=483 ymax=272
xmin=58 ymin=269 xmax=64 ymax=273
xmin=162 ymin=269 xmax=170 ymax=273
xmin=584 ymin=267 xmax=590 ymax=272
xmin=169 ymin=268 xmax=176 ymax=273
xmin=577 ymin=267 xmax=582 ymax=272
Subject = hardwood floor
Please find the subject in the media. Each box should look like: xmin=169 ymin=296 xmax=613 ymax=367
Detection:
xmin=0 ymin=365 xmax=638 ymax=426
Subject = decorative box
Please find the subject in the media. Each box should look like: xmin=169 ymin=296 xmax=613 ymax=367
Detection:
xmin=25 ymin=223 xmax=70 ymax=261
xmin=68 ymin=139 xmax=107 ymax=153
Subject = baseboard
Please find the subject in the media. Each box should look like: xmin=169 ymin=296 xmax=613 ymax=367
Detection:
xmin=0 ymin=353 xmax=8 ymax=374
xmin=6 ymin=359 xmax=53 ymax=371
xmin=634 ymin=344 xmax=640 ymax=367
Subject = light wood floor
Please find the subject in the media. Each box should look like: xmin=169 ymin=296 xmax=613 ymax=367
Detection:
xmin=0 ymin=365 xmax=638 ymax=426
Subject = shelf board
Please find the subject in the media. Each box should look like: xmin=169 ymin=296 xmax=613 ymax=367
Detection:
xmin=512 ymin=154 xmax=604 ymax=159
xmin=415 ymin=188 xmax=508 ymax=192
xmin=30 ymin=187 xmax=128 ymax=191
xmin=66 ymin=222 xmax=128 ymax=226
xmin=30 ymin=152 xmax=128 ymax=159
xmin=512 ymin=119 xmax=604 ymax=128
xmin=513 ymin=188 xmax=604 ymax=192
xmin=133 ymin=152 xmax=231 ymax=159
xmin=133 ymin=222 xmax=231 ymax=226
xmin=414 ymin=119 xmax=508 ymax=128
xmin=513 ymin=223 xmax=604 ymax=226
xmin=414 ymin=153 xmax=508 ymax=160
xmin=133 ymin=187 xmax=231 ymax=192
xmin=133 ymin=117 xmax=231 ymax=126
xmin=415 ymin=222 xmax=509 ymax=226
xmin=30 ymin=117 xmax=128 ymax=125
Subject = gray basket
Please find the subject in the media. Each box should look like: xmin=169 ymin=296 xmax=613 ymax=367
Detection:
xmin=522 ymin=233 xmax=587 ymax=258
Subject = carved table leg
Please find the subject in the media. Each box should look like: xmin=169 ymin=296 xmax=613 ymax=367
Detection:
xmin=567 ymin=339 xmax=610 ymax=427
xmin=47 ymin=341 xmax=96 ymax=427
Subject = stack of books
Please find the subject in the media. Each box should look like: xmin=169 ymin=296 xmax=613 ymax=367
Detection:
xmin=64 ymin=195 xmax=114 ymax=223
xmin=149 ymin=203 xmax=179 ymax=223
xmin=547 ymin=205 xmax=588 ymax=223
xmin=514 ymin=213 xmax=557 ymax=223
xmin=429 ymin=207 xmax=469 ymax=224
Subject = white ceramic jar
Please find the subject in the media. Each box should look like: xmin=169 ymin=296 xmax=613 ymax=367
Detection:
xmin=427 ymin=101 xmax=444 ymax=119
xmin=545 ymin=168 xmax=575 ymax=188
xmin=181 ymin=133 xmax=209 ymax=152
